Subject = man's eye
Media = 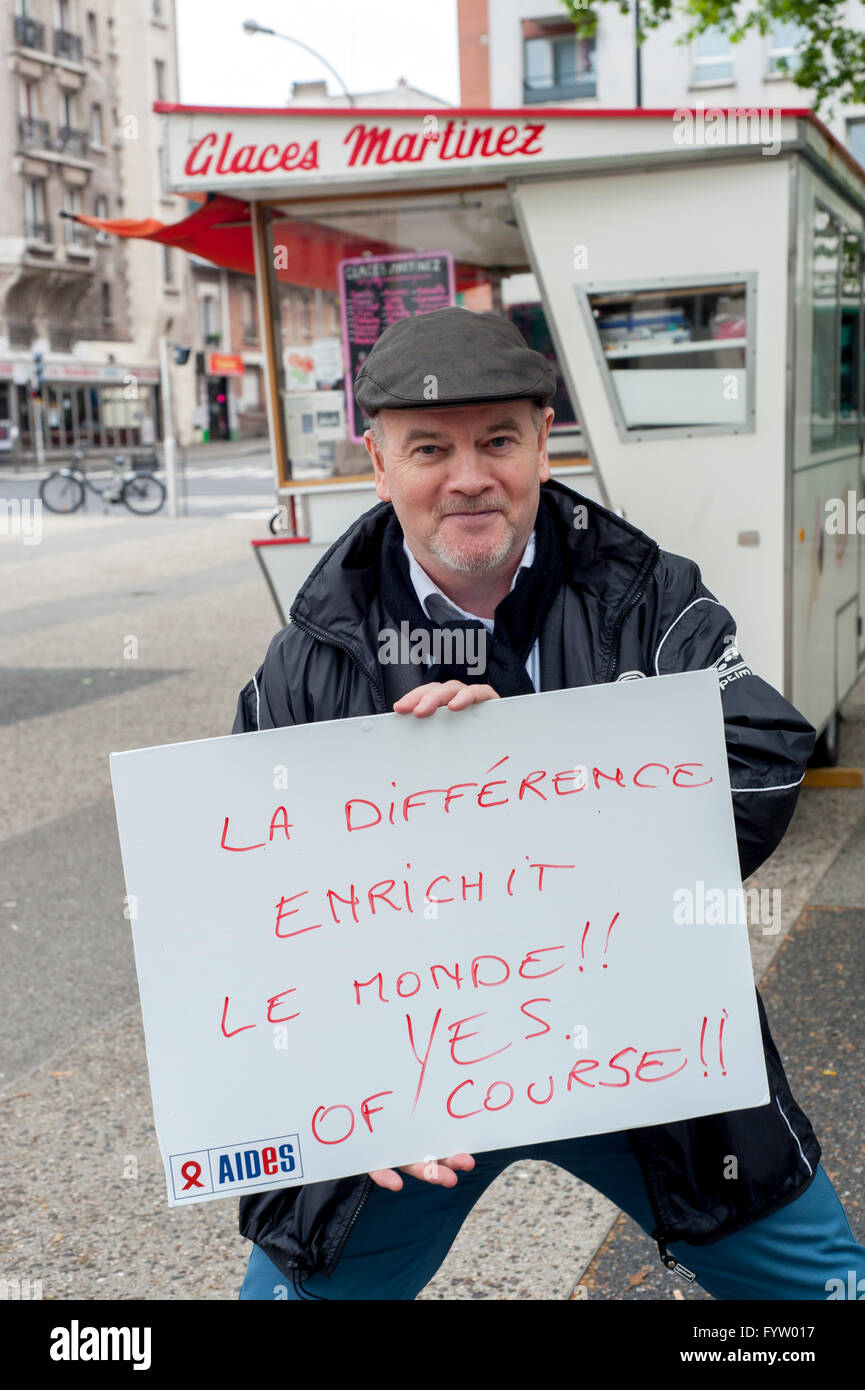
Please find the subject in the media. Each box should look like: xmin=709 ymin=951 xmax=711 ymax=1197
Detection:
xmin=488 ymin=436 xmax=513 ymax=448
xmin=416 ymin=444 xmax=439 ymax=456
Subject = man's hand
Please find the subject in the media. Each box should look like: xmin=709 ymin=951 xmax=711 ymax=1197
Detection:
xmin=369 ymin=1153 xmax=476 ymax=1192
xmin=393 ymin=680 xmax=500 ymax=718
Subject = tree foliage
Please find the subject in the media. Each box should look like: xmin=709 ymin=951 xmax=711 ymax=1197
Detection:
xmin=558 ymin=1 xmax=865 ymax=112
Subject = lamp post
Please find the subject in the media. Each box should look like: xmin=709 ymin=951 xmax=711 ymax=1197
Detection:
xmin=242 ymin=18 xmax=356 ymax=105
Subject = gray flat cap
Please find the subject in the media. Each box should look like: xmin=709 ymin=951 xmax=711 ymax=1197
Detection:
xmin=353 ymin=306 xmax=556 ymax=414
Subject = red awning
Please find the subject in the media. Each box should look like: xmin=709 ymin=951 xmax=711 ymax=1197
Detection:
xmin=64 ymin=193 xmax=490 ymax=293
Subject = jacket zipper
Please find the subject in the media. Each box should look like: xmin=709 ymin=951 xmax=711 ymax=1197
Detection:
xmin=604 ymin=548 xmax=660 ymax=682
xmin=289 ymin=613 xmax=388 ymax=712
xmin=324 ymin=1175 xmax=374 ymax=1277
xmin=627 ymin=1132 xmax=696 ymax=1282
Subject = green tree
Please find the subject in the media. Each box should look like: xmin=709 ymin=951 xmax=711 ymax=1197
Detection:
xmin=559 ymin=1 xmax=865 ymax=112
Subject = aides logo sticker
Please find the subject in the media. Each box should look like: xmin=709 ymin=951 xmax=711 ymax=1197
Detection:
xmin=713 ymin=640 xmax=752 ymax=690
xmin=170 ymin=1133 xmax=303 ymax=1199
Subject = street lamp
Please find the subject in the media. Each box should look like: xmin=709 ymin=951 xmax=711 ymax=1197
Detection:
xmin=243 ymin=18 xmax=356 ymax=106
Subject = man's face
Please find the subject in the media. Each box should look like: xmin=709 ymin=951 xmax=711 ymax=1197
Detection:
xmin=364 ymin=399 xmax=553 ymax=580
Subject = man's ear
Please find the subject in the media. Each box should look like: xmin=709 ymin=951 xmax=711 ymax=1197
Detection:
xmin=538 ymin=406 xmax=554 ymax=482
xmin=364 ymin=428 xmax=391 ymax=501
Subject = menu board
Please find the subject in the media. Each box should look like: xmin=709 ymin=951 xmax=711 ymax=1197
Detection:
xmin=338 ymin=252 xmax=455 ymax=441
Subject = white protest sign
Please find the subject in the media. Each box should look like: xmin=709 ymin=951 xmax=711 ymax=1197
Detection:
xmin=109 ymin=668 xmax=768 ymax=1207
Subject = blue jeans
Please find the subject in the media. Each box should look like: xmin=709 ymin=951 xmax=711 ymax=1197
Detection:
xmin=239 ymin=1128 xmax=865 ymax=1300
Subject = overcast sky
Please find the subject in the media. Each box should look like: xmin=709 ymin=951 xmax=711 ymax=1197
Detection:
xmin=175 ymin=0 xmax=460 ymax=107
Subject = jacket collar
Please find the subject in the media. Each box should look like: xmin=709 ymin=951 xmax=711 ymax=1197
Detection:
xmin=289 ymin=477 xmax=659 ymax=664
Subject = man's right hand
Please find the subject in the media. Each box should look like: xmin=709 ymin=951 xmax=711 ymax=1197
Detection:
xmin=369 ymin=1153 xmax=475 ymax=1191
xmin=393 ymin=680 xmax=499 ymax=718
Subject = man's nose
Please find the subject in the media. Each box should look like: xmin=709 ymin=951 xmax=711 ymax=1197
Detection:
xmin=443 ymin=447 xmax=496 ymax=493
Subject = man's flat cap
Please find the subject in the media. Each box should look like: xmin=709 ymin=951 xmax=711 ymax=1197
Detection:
xmin=353 ymin=306 xmax=556 ymax=414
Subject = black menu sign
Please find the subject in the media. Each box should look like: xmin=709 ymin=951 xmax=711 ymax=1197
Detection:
xmin=338 ymin=251 xmax=455 ymax=441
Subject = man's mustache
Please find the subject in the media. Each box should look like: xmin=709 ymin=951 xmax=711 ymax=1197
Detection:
xmin=435 ymin=500 xmax=509 ymax=519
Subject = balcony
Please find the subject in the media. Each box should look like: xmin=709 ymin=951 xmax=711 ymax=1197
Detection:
xmin=18 ymin=115 xmax=52 ymax=150
xmin=65 ymin=222 xmax=92 ymax=250
xmin=55 ymin=126 xmax=90 ymax=158
xmin=54 ymin=28 xmax=83 ymax=62
xmin=522 ymin=76 xmax=596 ymax=103
xmin=14 ymin=14 xmax=46 ymax=50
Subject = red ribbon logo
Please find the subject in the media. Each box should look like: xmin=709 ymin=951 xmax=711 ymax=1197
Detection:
xmin=181 ymin=1160 xmax=204 ymax=1190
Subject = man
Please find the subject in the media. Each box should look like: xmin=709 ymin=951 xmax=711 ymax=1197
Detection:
xmin=233 ymin=307 xmax=865 ymax=1300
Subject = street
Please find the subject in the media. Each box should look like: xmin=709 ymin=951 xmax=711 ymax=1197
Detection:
xmin=0 ymin=443 xmax=278 ymax=521
xmin=1 ymin=507 xmax=863 ymax=1300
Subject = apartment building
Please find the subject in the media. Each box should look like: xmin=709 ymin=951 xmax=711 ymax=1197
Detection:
xmin=1 ymin=0 xmax=194 ymax=459
xmin=458 ymin=0 xmax=865 ymax=164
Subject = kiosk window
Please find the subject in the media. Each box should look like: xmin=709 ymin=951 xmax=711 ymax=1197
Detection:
xmin=839 ymin=229 xmax=862 ymax=448
xmin=582 ymin=279 xmax=751 ymax=436
xmin=811 ymin=205 xmax=840 ymax=451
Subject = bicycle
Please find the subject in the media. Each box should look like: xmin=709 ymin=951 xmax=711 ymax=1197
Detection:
xmin=39 ymin=447 xmax=166 ymax=516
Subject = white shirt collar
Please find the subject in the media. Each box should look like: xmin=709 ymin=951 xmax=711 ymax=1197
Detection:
xmin=402 ymin=530 xmax=536 ymax=630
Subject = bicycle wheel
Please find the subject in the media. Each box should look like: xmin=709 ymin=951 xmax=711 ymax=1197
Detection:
xmin=121 ymin=473 xmax=166 ymax=515
xmin=39 ymin=471 xmax=85 ymax=513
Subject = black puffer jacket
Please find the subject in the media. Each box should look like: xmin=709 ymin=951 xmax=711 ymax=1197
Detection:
xmin=231 ymin=479 xmax=819 ymax=1284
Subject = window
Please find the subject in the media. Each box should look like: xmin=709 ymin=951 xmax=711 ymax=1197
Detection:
xmin=25 ymin=179 xmax=48 ymax=241
xmin=839 ymin=231 xmax=863 ymax=448
xmin=152 ymin=0 xmax=164 ymax=17
xmin=15 ymin=0 xmax=44 ymax=49
xmin=94 ymin=194 xmax=108 ymax=219
xmin=811 ymin=205 xmax=840 ymax=451
xmin=90 ymin=103 xmax=103 ymax=145
xmin=579 ymin=276 xmax=753 ymax=438
xmin=86 ymin=10 xmax=97 ymax=50
xmin=848 ymin=120 xmax=865 ymax=174
xmin=60 ymin=90 xmax=75 ymax=128
xmin=154 ymin=58 xmax=166 ymax=101
xmin=101 ymin=281 xmax=113 ymax=322
xmin=19 ymin=79 xmax=35 ymax=116
xmin=767 ymin=19 xmax=807 ymax=78
xmin=522 ymin=18 xmax=595 ymax=102
xmin=163 ymin=244 xmax=175 ymax=286
xmin=64 ymin=184 xmax=84 ymax=245
xmin=202 ymin=294 xmax=220 ymax=341
xmin=693 ymin=27 xmax=734 ymax=84
xmin=242 ymin=285 xmax=258 ymax=341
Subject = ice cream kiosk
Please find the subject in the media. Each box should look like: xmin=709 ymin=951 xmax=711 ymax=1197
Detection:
xmin=150 ymin=102 xmax=865 ymax=759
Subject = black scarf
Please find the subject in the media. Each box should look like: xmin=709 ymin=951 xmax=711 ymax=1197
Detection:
xmin=379 ymin=491 xmax=566 ymax=696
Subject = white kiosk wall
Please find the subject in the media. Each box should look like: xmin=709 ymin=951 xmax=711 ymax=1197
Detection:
xmin=511 ymin=157 xmax=792 ymax=696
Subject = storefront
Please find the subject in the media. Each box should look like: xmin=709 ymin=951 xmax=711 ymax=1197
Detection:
xmin=0 ymin=359 xmax=160 ymax=456
xmin=81 ymin=103 xmax=865 ymax=751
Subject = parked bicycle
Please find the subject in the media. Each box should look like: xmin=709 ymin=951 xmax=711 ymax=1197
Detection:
xmin=39 ymin=447 xmax=166 ymax=516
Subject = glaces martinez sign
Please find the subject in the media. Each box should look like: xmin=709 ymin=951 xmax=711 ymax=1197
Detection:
xmin=178 ymin=117 xmax=548 ymax=182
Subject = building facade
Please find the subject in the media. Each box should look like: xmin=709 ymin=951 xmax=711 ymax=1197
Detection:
xmin=457 ymin=0 xmax=865 ymax=165
xmin=0 ymin=0 xmax=194 ymax=460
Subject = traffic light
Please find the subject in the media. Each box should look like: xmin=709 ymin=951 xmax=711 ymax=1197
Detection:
xmin=33 ymin=350 xmax=45 ymax=394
